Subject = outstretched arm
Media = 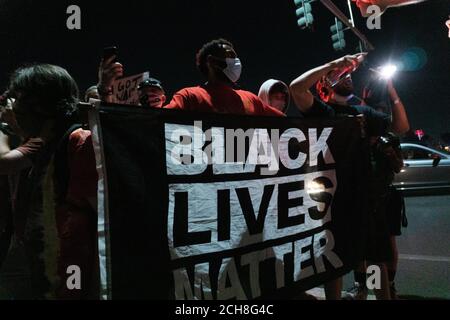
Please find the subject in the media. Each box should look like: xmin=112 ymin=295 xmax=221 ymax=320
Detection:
xmin=387 ymin=79 xmax=410 ymax=135
xmin=290 ymin=54 xmax=363 ymax=113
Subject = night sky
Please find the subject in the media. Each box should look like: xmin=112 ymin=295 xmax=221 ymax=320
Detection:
xmin=0 ymin=0 xmax=449 ymax=137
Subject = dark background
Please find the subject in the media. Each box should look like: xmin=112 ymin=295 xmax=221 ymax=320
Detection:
xmin=0 ymin=0 xmax=449 ymax=136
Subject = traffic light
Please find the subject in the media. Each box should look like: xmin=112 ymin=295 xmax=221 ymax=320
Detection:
xmin=330 ymin=18 xmax=346 ymax=51
xmin=294 ymin=0 xmax=314 ymax=29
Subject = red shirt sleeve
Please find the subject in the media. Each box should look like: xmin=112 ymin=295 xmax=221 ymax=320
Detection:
xmin=66 ymin=129 xmax=98 ymax=206
xmin=164 ymin=89 xmax=190 ymax=110
xmin=248 ymin=92 xmax=285 ymax=117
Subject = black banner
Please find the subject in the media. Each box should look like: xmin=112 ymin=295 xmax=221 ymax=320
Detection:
xmin=89 ymin=103 xmax=370 ymax=300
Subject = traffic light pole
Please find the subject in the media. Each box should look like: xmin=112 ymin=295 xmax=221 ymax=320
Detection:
xmin=294 ymin=0 xmax=316 ymax=29
xmin=331 ymin=18 xmax=347 ymax=51
xmin=346 ymin=0 xmax=364 ymax=53
xmin=320 ymin=0 xmax=375 ymax=51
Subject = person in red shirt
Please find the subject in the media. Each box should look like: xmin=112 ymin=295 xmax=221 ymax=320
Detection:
xmin=164 ymin=38 xmax=284 ymax=117
xmin=97 ymin=39 xmax=283 ymax=116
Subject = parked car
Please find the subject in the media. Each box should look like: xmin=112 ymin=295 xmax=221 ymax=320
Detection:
xmin=393 ymin=143 xmax=450 ymax=193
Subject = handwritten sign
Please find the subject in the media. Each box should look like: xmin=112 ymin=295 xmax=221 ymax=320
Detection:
xmin=110 ymin=72 xmax=149 ymax=105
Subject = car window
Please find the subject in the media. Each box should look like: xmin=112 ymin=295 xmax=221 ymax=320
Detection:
xmin=402 ymin=146 xmax=436 ymax=160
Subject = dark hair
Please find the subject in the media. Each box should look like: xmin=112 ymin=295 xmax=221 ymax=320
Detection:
xmin=9 ymin=64 xmax=79 ymax=119
xmin=84 ymin=85 xmax=98 ymax=102
xmin=196 ymin=38 xmax=233 ymax=76
xmin=269 ymin=82 xmax=289 ymax=96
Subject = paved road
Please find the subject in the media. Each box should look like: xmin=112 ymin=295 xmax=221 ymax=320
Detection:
xmin=342 ymin=194 xmax=450 ymax=299
xmin=394 ymin=195 xmax=450 ymax=299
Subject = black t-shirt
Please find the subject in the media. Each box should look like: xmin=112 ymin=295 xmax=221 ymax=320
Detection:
xmin=302 ymin=98 xmax=390 ymax=137
xmin=304 ymin=98 xmax=398 ymax=201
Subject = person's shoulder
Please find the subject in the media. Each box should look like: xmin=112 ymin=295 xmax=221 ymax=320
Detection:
xmin=235 ymin=88 xmax=264 ymax=104
xmin=313 ymin=97 xmax=332 ymax=108
xmin=69 ymin=128 xmax=91 ymax=140
xmin=236 ymin=88 xmax=259 ymax=99
xmin=175 ymin=86 xmax=205 ymax=96
xmin=68 ymin=128 xmax=92 ymax=150
xmin=237 ymin=89 xmax=285 ymax=117
xmin=302 ymin=97 xmax=334 ymax=118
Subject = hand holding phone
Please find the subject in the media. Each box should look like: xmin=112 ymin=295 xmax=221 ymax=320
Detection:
xmin=98 ymin=46 xmax=123 ymax=92
xmin=103 ymin=46 xmax=118 ymax=63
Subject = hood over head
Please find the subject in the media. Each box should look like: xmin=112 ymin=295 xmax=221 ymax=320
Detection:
xmin=258 ymin=79 xmax=290 ymax=113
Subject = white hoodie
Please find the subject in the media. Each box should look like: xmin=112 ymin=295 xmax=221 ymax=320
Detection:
xmin=258 ymin=79 xmax=290 ymax=114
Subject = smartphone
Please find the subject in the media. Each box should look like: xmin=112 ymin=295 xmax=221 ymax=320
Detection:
xmin=103 ymin=46 xmax=118 ymax=62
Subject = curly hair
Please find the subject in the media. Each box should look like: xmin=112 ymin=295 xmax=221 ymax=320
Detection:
xmin=196 ymin=38 xmax=234 ymax=76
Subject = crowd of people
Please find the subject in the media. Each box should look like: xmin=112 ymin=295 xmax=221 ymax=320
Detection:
xmin=0 ymin=38 xmax=410 ymax=300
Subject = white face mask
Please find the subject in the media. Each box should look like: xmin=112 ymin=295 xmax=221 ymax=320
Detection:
xmin=222 ymin=58 xmax=242 ymax=83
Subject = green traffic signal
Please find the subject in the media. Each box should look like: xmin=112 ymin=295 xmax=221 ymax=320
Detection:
xmin=333 ymin=39 xmax=346 ymax=51
xmin=294 ymin=0 xmax=314 ymax=29
xmin=330 ymin=21 xmax=343 ymax=33
xmin=330 ymin=20 xmax=346 ymax=51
